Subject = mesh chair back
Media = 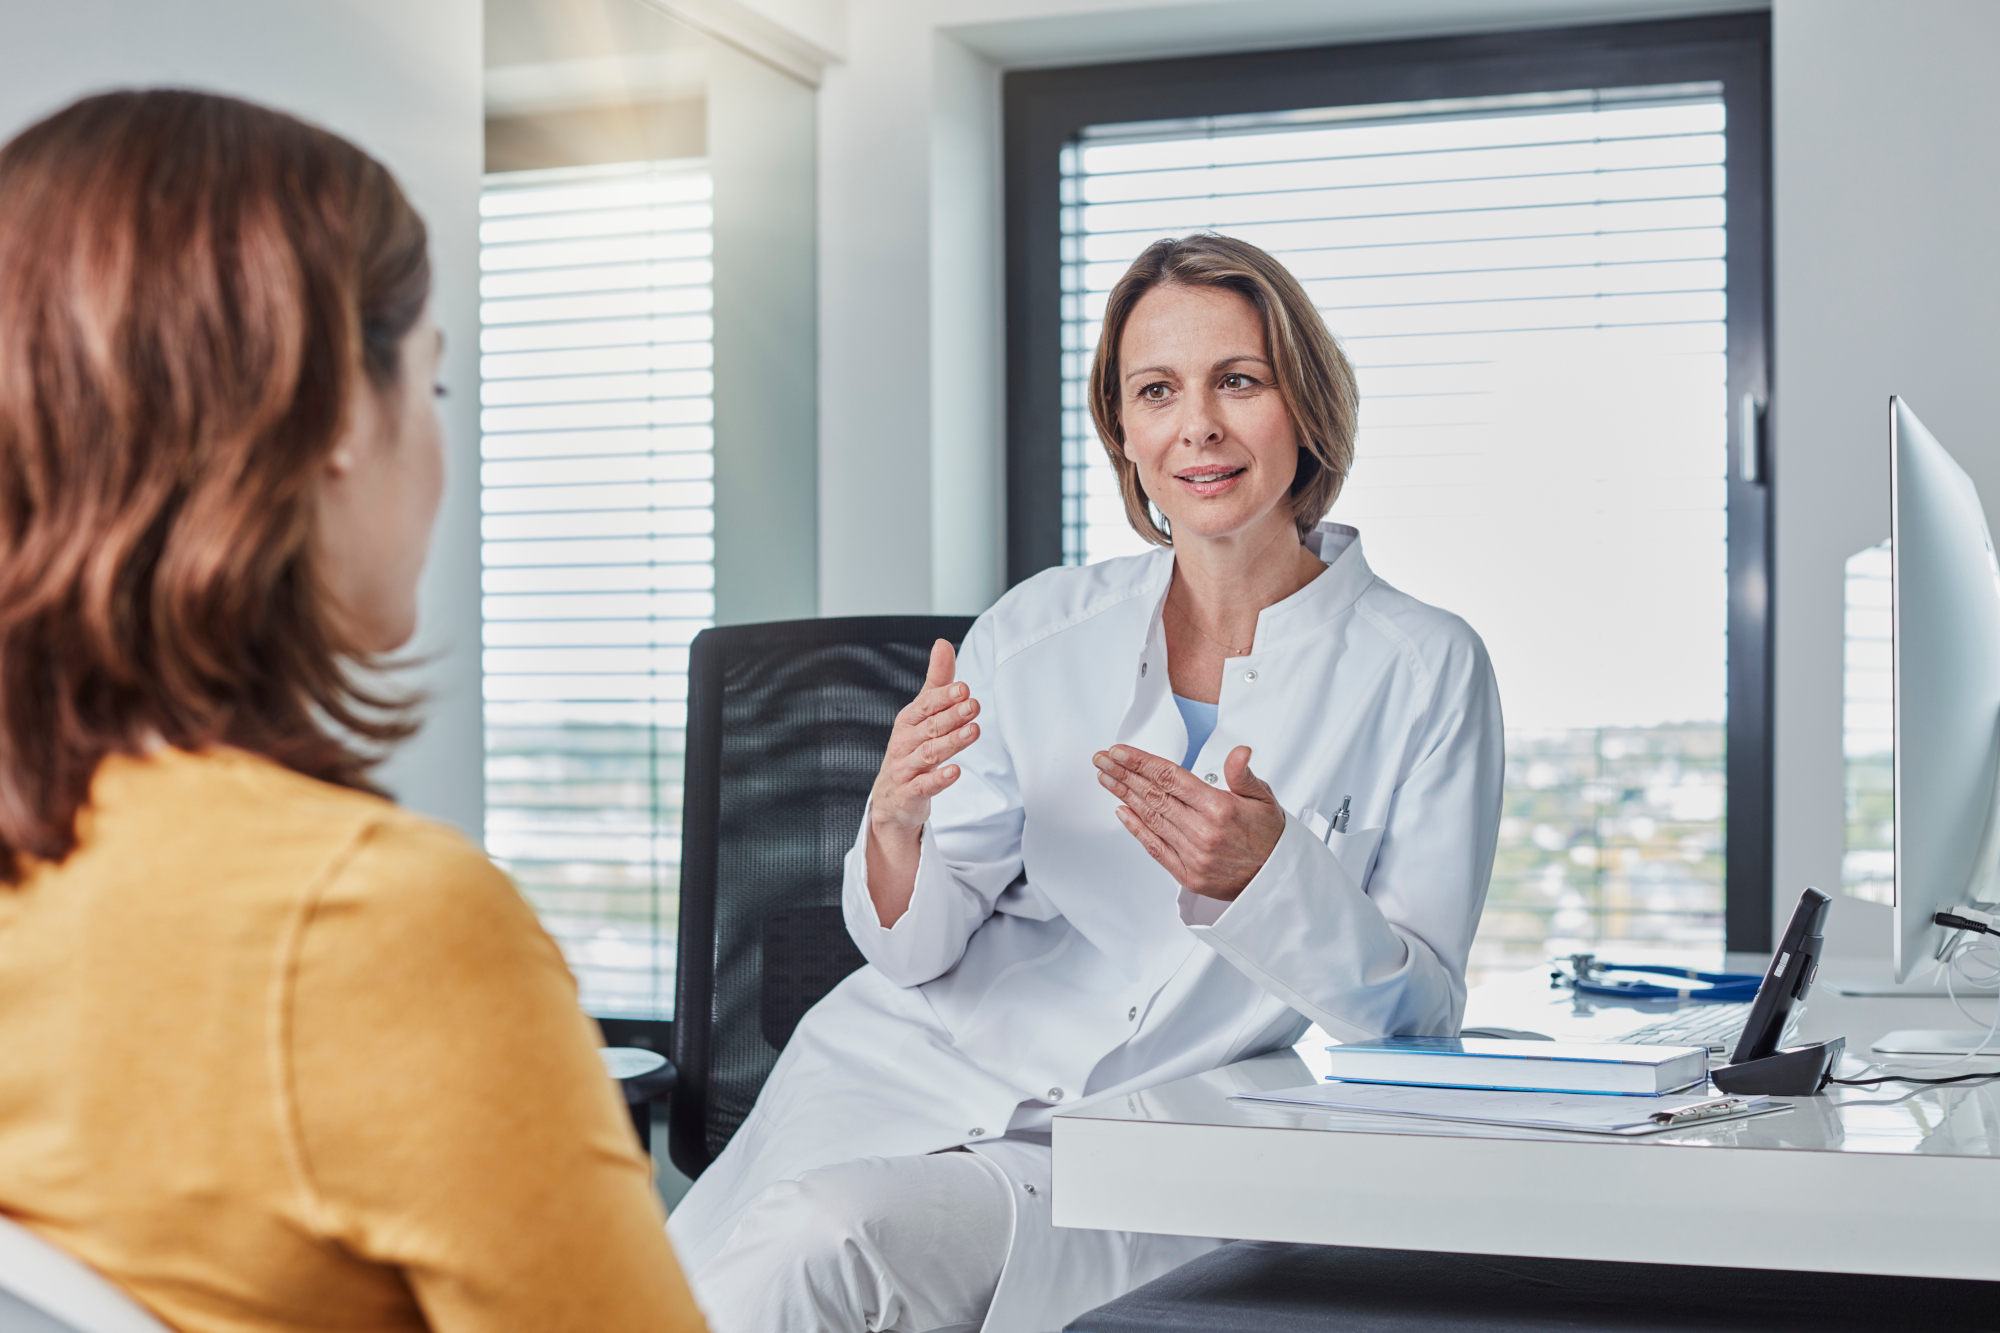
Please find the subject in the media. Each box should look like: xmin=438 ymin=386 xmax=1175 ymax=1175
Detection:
xmin=670 ymin=616 xmax=976 ymax=1179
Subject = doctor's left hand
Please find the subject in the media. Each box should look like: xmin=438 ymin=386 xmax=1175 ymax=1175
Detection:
xmin=1093 ymin=744 xmax=1285 ymax=901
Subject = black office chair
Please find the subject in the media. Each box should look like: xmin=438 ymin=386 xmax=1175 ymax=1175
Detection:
xmin=669 ymin=615 xmax=977 ymax=1181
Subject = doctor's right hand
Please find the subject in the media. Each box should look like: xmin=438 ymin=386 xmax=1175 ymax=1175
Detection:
xmin=865 ymin=640 xmax=980 ymax=925
xmin=871 ymin=638 xmax=982 ymax=835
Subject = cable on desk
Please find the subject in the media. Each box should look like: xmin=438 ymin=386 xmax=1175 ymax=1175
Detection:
xmin=1827 ymin=1071 xmax=2000 ymax=1088
xmin=1829 ymin=920 xmax=2000 ymax=1087
xmin=1863 ymin=916 xmax=2000 ymax=1074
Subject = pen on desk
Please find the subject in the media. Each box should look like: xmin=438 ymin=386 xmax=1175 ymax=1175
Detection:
xmin=1648 ymin=1097 xmax=1750 ymax=1126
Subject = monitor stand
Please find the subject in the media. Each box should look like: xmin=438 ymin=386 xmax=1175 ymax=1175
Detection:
xmin=1872 ymin=1029 xmax=2000 ymax=1056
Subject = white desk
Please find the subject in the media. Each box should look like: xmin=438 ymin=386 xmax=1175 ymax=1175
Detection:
xmin=1052 ymin=966 xmax=2000 ymax=1280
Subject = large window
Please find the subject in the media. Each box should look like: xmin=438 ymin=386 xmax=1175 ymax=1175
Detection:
xmin=1008 ymin=16 xmax=1773 ymax=968
xmin=479 ymin=159 xmax=715 ymax=1020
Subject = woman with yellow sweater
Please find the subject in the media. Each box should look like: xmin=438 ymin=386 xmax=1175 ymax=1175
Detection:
xmin=0 ymin=90 xmax=708 ymax=1332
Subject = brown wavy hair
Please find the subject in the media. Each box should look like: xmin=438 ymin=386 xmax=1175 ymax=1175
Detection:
xmin=1088 ymin=233 xmax=1359 ymax=546
xmin=0 ymin=89 xmax=431 ymax=880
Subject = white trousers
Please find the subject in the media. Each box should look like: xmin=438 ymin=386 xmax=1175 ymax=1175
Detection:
xmin=693 ymin=1150 xmax=1012 ymax=1333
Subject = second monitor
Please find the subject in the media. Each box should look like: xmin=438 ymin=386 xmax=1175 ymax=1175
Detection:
xmin=1890 ymin=396 xmax=2000 ymax=984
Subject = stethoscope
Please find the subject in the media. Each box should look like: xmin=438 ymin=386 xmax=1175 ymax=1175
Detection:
xmin=1551 ymin=953 xmax=1763 ymax=1003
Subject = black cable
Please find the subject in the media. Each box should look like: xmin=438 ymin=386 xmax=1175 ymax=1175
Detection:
xmin=1833 ymin=914 xmax=2000 ymax=1087
xmin=1828 ymin=1071 xmax=2000 ymax=1087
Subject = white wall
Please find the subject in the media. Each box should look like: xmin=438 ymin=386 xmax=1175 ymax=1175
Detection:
xmin=1771 ymin=0 xmax=2000 ymax=957
xmin=926 ymin=32 xmax=1006 ymax=618
xmin=815 ymin=1 xmax=940 ymax=614
xmin=0 ymin=0 xmax=486 ymax=837
xmin=711 ymin=38 xmax=822 ymax=624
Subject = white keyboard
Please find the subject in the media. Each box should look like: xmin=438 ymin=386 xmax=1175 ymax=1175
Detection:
xmin=1616 ymin=1003 xmax=1753 ymax=1057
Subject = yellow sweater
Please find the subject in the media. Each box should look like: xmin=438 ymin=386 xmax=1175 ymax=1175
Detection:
xmin=0 ymin=747 xmax=707 ymax=1332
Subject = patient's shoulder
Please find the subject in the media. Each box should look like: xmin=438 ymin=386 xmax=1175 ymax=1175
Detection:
xmin=87 ymin=746 xmax=519 ymax=922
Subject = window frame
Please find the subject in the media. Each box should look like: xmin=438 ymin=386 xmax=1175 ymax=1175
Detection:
xmin=1001 ymin=13 xmax=1775 ymax=951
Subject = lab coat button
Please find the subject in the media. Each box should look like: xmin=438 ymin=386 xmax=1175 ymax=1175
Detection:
xmin=1244 ymin=669 xmax=1258 ymax=681
xmin=1203 ymin=773 xmax=1219 ymax=785
xmin=1127 ymin=1006 xmax=1137 ymax=1021
xmin=968 ymin=1127 xmax=985 ymax=1137
xmin=1048 ymin=1087 xmax=1064 ymax=1102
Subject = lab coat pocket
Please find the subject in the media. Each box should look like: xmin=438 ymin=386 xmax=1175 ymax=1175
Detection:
xmin=1327 ymin=824 xmax=1385 ymax=890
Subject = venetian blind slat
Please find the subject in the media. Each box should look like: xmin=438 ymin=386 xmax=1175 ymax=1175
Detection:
xmin=480 ymin=159 xmax=714 ymax=1020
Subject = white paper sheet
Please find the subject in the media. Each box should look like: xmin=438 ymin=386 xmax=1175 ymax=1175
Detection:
xmin=1231 ymin=1082 xmax=1786 ymax=1135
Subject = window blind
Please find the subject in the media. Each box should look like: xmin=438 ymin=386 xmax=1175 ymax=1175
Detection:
xmin=1060 ymin=86 xmax=1731 ymax=978
xmin=479 ymin=159 xmax=714 ymax=1020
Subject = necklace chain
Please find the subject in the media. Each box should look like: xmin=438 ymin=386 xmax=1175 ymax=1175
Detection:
xmin=1168 ymin=585 xmax=1251 ymax=657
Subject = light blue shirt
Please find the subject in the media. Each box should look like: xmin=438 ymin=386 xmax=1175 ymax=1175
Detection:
xmin=1172 ymin=693 xmax=1219 ymax=770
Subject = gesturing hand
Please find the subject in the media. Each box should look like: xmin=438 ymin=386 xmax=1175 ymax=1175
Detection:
xmin=872 ymin=639 xmax=981 ymax=833
xmin=1094 ymin=743 xmax=1285 ymax=901
xmin=865 ymin=639 xmax=981 ymax=925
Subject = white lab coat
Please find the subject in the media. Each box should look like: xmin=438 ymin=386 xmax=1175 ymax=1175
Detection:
xmin=669 ymin=524 xmax=1504 ymax=1331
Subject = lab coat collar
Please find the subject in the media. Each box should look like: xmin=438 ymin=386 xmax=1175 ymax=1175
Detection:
xmin=1105 ymin=522 xmax=1375 ymax=792
xmin=1256 ymin=521 xmax=1373 ymax=649
xmin=1150 ymin=521 xmax=1375 ymax=656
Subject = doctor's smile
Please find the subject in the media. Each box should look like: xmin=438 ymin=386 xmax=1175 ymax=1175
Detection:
xmin=672 ymin=233 xmax=1503 ymax=1333
xmin=1173 ymin=464 xmax=1247 ymax=496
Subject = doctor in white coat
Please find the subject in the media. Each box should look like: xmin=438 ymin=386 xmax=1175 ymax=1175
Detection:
xmin=671 ymin=233 xmax=1505 ymax=1333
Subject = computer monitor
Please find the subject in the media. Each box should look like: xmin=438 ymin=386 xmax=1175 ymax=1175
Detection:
xmin=1890 ymin=396 xmax=2000 ymax=982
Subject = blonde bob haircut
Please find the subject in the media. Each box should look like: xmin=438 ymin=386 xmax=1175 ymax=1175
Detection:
xmin=1088 ymin=233 xmax=1358 ymax=546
